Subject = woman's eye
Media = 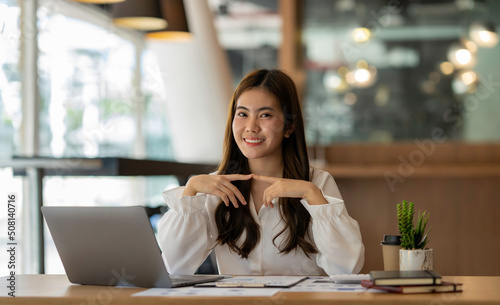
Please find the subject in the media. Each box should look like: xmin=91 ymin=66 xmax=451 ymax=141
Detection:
xmin=237 ymin=112 xmax=247 ymax=117
xmin=261 ymin=113 xmax=272 ymax=118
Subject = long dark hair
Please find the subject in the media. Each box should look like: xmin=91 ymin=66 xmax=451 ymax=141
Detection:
xmin=215 ymin=69 xmax=317 ymax=259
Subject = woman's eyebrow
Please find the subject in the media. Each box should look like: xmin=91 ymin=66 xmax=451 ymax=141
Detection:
xmin=236 ymin=106 xmax=277 ymax=112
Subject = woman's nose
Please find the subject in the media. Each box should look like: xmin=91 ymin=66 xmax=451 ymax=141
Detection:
xmin=245 ymin=117 xmax=260 ymax=133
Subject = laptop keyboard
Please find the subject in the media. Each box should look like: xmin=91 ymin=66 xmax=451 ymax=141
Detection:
xmin=169 ymin=274 xmax=221 ymax=284
xmin=171 ymin=277 xmax=200 ymax=283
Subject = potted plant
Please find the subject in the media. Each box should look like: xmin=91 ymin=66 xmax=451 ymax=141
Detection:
xmin=397 ymin=200 xmax=433 ymax=270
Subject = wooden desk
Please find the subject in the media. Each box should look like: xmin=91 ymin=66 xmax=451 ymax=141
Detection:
xmin=1 ymin=275 xmax=499 ymax=305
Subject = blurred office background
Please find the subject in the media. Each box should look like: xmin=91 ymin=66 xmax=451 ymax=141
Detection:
xmin=1 ymin=0 xmax=499 ymax=276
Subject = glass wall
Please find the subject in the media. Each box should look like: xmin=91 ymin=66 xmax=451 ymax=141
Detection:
xmin=302 ymin=0 xmax=500 ymax=145
xmin=37 ymin=11 xmax=137 ymax=157
xmin=1 ymin=1 xmax=178 ymax=275
xmin=0 ymin=0 xmax=21 ymax=158
xmin=210 ymin=0 xmax=281 ymax=87
xmin=212 ymin=0 xmax=500 ymax=144
xmin=35 ymin=3 xmax=177 ymax=274
xmin=142 ymin=49 xmax=174 ymax=160
xmin=0 ymin=0 xmax=23 ymax=279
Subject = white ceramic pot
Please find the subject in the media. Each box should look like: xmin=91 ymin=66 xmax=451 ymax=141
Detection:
xmin=399 ymin=249 xmax=433 ymax=271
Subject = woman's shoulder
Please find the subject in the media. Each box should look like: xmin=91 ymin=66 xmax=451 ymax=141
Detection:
xmin=309 ymin=166 xmax=333 ymax=179
xmin=309 ymin=166 xmax=337 ymax=186
xmin=308 ymin=166 xmax=342 ymax=198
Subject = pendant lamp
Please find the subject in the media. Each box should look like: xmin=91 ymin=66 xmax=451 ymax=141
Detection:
xmin=469 ymin=21 xmax=498 ymax=48
xmin=112 ymin=0 xmax=167 ymax=31
xmin=146 ymin=0 xmax=192 ymax=41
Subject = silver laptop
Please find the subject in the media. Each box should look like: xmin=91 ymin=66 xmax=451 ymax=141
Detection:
xmin=41 ymin=206 xmax=224 ymax=288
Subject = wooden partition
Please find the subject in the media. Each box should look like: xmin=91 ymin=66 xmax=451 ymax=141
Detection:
xmin=313 ymin=142 xmax=500 ymax=276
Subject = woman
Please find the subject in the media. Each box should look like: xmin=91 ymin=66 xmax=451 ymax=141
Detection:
xmin=158 ymin=69 xmax=364 ymax=276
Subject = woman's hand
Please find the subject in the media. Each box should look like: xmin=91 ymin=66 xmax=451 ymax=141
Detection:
xmin=251 ymin=174 xmax=328 ymax=207
xmin=183 ymin=174 xmax=252 ymax=208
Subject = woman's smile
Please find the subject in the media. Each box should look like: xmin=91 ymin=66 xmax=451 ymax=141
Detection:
xmin=243 ymin=137 xmax=265 ymax=145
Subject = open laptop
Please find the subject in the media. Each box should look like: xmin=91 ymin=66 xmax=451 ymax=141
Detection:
xmin=41 ymin=206 xmax=225 ymax=288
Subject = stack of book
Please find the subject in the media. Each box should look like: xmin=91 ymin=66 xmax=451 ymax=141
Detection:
xmin=361 ymin=270 xmax=463 ymax=294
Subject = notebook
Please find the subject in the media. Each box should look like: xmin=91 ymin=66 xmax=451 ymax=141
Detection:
xmin=369 ymin=270 xmax=442 ymax=286
xmin=361 ymin=280 xmax=462 ymax=294
xmin=41 ymin=206 xmax=225 ymax=288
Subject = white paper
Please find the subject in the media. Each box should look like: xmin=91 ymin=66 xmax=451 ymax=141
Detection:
xmin=133 ymin=287 xmax=280 ymax=297
xmin=132 ymin=276 xmax=378 ymax=296
xmin=285 ymin=278 xmax=367 ymax=292
xmin=213 ymin=275 xmax=307 ymax=287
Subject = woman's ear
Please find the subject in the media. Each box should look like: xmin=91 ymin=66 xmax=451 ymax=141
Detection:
xmin=284 ymin=124 xmax=294 ymax=138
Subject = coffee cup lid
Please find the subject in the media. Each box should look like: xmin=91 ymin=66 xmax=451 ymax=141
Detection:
xmin=380 ymin=235 xmax=401 ymax=245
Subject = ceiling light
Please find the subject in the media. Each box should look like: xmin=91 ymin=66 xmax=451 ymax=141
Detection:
xmin=463 ymin=39 xmax=478 ymax=53
xmin=439 ymin=62 xmax=454 ymax=75
xmin=456 ymin=49 xmax=471 ymax=65
xmin=460 ymin=70 xmax=477 ymax=86
xmin=452 ymin=70 xmax=478 ymax=95
xmin=354 ymin=69 xmax=370 ymax=83
xmin=112 ymin=0 xmax=167 ymax=31
xmin=324 ymin=72 xmax=342 ymax=89
xmin=346 ymin=61 xmax=377 ymax=88
xmin=146 ymin=0 xmax=192 ymax=41
xmin=323 ymin=70 xmax=349 ymax=93
xmin=447 ymin=42 xmax=477 ymax=69
xmin=469 ymin=21 xmax=498 ymax=48
xmin=352 ymin=27 xmax=371 ymax=43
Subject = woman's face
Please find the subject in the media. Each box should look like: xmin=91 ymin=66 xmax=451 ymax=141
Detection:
xmin=232 ymin=87 xmax=287 ymax=162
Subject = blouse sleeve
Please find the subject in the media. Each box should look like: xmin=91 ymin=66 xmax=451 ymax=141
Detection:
xmin=300 ymin=170 xmax=365 ymax=275
xmin=157 ymin=186 xmax=217 ymax=275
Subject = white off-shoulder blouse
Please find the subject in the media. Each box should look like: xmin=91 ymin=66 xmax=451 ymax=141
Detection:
xmin=157 ymin=168 xmax=364 ymax=276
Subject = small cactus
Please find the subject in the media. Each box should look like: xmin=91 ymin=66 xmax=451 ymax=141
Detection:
xmin=397 ymin=200 xmax=431 ymax=250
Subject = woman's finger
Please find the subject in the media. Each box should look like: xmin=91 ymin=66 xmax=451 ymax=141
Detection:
xmin=214 ymin=189 xmax=230 ymax=206
xmin=218 ymin=184 xmax=239 ymax=208
xmin=221 ymin=179 xmax=247 ymax=205
xmin=263 ymin=186 xmax=276 ymax=208
xmin=225 ymin=174 xmax=253 ymax=182
xmin=251 ymin=174 xmax=279 ymax=183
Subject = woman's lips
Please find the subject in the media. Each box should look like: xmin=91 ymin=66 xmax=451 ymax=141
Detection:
xmin=244 ymin=138 xmax=265 ymax=145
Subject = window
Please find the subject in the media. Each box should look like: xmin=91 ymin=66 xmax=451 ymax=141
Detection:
xmin=37 ymin=11 xmax=137 ymax=157
xmin=34 ymin=3 xmax=178 ymax=274
xmin=142 ymin=49 xmax=174 ymax=160
xmin=0 ymin=0 xmax=21 ymax=158
xmin=302 ymin=0 xmax=500 ymax=144
xmin=209 ymin=0 xmax=281 ymax=87
xmin=1 ymin=1 xmax=177 ymax=275
xmin=0 ymin=0 xmax=22 ymax=278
